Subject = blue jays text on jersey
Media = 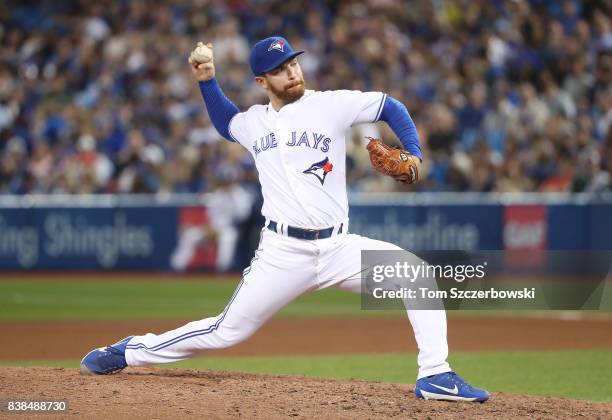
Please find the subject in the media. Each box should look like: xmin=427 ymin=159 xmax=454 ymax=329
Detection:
xmin=229 ymin=89 xmax=387 ymax=228
xmin=252 ymin=131 xmax=331 ymax=155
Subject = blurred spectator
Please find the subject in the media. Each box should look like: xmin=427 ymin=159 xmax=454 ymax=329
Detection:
xmin=170 ymin=167 xmax=254 ymax=272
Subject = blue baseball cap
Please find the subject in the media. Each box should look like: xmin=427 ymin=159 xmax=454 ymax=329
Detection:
xmin=249 ymin=36 xmax=304 ymax=76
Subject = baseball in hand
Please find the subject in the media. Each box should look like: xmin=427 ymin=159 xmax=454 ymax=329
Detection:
xmin=190 ymin=42 xmax=213 ymax=64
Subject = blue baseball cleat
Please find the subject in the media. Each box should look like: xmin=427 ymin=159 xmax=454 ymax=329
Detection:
xmin=415 ymin=371 xmax=490 ymax=402
xmin=80 ymin=336 xmax=133 ymax=375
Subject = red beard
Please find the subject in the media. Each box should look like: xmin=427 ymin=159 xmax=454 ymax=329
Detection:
xmin=271 ymin=79 xmax=305 ymax=103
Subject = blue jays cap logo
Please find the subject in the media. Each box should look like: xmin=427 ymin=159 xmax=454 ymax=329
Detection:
xmin=267 ymin=40 xmax=285 ymax=52
xmin=250 ymin=36 xmax=304 ymax=76
xmin=303 ymin=157 xmax=333 ymax=185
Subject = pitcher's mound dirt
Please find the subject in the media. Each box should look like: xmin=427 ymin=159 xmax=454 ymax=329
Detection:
xmin=1 ymin=368 xmax=611 ymax=419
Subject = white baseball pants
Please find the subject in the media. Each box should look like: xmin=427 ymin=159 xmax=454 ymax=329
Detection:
xmin=125 ymin=228 xmax=451 ymax=379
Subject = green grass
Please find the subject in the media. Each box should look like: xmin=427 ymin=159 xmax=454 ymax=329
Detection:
xmin=0 ymin=279 xmax=383 ymax=320
xmin=2 ymin=350 xmax=611 ymax=402
xmin=1 ymin=279 xmax=610 ymax=321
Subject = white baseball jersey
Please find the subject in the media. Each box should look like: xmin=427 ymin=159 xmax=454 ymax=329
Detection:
xmin=121 ymin=87 xmax=451 ymax=382
xmin=228 ymin=89 xmax=387 ymax=228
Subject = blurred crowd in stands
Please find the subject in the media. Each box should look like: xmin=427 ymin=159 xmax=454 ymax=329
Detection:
xmin=1 ymin=0 xmax=611 ymax=196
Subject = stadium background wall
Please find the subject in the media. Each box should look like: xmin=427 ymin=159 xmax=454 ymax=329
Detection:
xmin=0 ymin=193 xmax=611 ymax=270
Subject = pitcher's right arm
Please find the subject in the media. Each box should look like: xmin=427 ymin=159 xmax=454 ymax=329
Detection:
xmin=189 ymin=42 xmax=239 ymax=142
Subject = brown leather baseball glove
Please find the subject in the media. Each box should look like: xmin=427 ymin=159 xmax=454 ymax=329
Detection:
xmin=366 ymin=137 xmax=420 ymax=184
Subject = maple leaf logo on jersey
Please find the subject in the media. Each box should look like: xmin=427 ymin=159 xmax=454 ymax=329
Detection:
xmin=268 ymin=40 xmax=285 ymax=52
xmin=303 ymin=157 xmax=333 ymax=185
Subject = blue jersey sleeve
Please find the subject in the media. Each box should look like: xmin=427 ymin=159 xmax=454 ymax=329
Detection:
xmin=377 ymin=96 xmax=423 ymax=160
xmin=198 ymin=79 xmax=240 ymax=142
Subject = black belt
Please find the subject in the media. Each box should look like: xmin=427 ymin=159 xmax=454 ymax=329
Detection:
xmin=267 ymin=220 xmax=343 ymax=240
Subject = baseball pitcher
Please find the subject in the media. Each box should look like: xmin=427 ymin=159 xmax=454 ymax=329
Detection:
xmin=81 ymin=37 xmax=489 ymax=403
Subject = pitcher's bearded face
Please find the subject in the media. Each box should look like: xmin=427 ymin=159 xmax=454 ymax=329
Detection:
xmin=269 ymin=77 xmax=305 ymax=103
xmin=259 ymin=58 xmax=306 ymax=103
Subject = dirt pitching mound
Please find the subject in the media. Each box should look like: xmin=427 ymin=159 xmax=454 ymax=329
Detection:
xmin=1 ymin=368 xmax=611 ymax=419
